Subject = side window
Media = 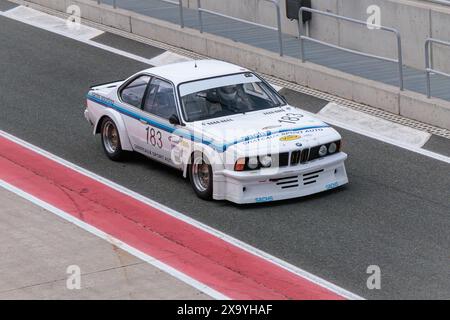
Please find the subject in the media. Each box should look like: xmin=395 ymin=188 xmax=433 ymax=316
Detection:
xmin=120 ymin=75 xmax=151 ymax=108
xmin=143 ymin=78 xmax=177 ymax=120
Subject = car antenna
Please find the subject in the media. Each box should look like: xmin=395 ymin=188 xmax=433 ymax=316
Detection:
xmin=194 ymin=60 xmax=198 ymax=68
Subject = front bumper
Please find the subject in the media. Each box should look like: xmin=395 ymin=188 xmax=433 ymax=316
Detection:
xmin=213 ymin=152 xmax=348 ymax=204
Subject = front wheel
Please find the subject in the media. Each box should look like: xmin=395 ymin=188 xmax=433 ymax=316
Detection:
xmin=101 ymin=117 xmax=125 ymax=161
xmin=188 ymin=152 xmax=213 ymax=200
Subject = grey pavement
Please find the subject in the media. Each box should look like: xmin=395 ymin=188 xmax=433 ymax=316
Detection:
xmin=0 ymin=188 xmax=210 ymax=300
xmin=92 ymin=32 xmax=166 ymax=59
xmin=423 ymin=135 xmax=450 ymax=157
xmin=0 ymin=0 xmax=16 ymax=11
xmin=0 ymin=14 xmax=449 ymax=300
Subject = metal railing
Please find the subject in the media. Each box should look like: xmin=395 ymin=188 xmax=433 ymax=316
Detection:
xmin=298 ymin=7 xmax=404 ymax=91
xmin=197 ymin=0 xmax=284 ymax=56
xmin=425 ymin=38 xmax=450 ymax=98
xmin=164 ymin=0 xmax=185 ymax=28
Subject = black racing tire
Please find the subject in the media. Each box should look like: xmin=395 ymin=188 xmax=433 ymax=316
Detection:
xmin=100 ymin=117 xmax=125 ymax=161
xmin=188 ymin=152 xmax=213 ymax=200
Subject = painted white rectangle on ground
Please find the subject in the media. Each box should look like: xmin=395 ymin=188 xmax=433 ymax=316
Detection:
xmin=2 ymin=6 xmax=103 ymax=41
xmin=148 ymin=51 xmax=193 ymax=66
xmin=319 ymin=103 xmax=431 ymax=147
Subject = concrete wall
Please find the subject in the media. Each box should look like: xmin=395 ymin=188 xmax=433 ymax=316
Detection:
xmin=31 ymin=0 xmax=446 ymax=72
xmin=182 ymin=0 xmax=450 ymax=72
xmin=335 ymin=0 xmax=450 ymax=73
xmin=430 ymin=8 xmax=450 ymax=74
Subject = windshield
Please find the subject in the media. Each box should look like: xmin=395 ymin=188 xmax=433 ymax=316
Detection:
xmin=179 ymin=73 xmax=285 ymax=122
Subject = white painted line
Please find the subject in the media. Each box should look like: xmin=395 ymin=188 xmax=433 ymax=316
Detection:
xmin=0 ymin=179 xmax=229 ymax=300
xmin=0 ymin=130 xmax=364 ymax=300
xmin=0 ymin=6 xmax=158 ymax=66
xmin=2 ymin=6 xmax=103 ymax=41
xmin=83 ymin=39 xmax=157 ymax=65
xmin=320 ymin=103 xmax=432 ymax=147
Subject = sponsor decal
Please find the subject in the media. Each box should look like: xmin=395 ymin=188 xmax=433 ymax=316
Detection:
xmin=255 ymin=196 xmax=274 ymax=203
xmin=325 ymin=182 xmax=339 ymax=190
xmin=263 ymin=109 xmax=285 ymax=116
xmin=279 ymin=135 xmax=301 ymax=142
xmin=243 ymin=135 xmax=274 ymax=145
xmin=302 ymin=128 xmax=324 ymax=133
xmin=90 ymin=92 xmax=114 ymax=105
xmin=202 ymin=118 xmax=233 ymax=126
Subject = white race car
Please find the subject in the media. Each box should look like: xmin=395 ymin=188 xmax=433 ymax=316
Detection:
xmin=85 ymin=60 xmax=348 ymax=204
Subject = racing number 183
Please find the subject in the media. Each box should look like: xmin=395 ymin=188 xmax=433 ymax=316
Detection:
xmin=146 ymin=127 xmax=163 ymax=149
xmin=278 ymin=113 xmax=304 ymax=124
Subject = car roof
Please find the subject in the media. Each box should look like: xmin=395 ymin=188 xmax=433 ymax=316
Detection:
xmin=141 ymin=60 xmax=250 ymax=85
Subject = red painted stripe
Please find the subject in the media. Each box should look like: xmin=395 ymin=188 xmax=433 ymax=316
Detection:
xmin=0 ymin=136 xmax=344 ymax=300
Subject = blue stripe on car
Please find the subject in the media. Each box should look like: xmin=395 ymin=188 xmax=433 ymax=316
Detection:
xmin=87 ymin=94 xmax=330 ymax=152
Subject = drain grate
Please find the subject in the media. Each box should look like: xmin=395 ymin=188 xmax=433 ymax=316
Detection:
xmin=22 ymin=0 xmax=450 ymax=140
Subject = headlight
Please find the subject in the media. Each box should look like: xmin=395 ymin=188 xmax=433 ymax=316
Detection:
xmin=247 ymin=157 xmax=259 ymax=170
xmin=318 ymin=145 xmax=328 ymax=157
xmin=259 ymin=155 xmax=272 ymax=167
xmin=328 ymin=142 xmax=337 ymax=154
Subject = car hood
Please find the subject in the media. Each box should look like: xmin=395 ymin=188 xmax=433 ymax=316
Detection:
xmin=188 ymin=106 xmax=341 ymax=154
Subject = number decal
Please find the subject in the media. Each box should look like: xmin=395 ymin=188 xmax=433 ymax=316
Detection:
xmin=156 ymin=131 xmax=163 ymax=149
xmin=146 ymin=127 xmax=163 ymax=148
xmin=278 ymin=113 xmax=304 ymax=124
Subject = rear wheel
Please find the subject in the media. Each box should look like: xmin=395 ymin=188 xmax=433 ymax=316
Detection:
xmin=189 ymin=152 xmax=213 ymax=200
xmin=101 ymin=118 xmax=125 ymax=161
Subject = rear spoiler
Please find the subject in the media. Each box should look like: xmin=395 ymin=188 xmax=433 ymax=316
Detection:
xmin=90 ymin=79 xmax=125 ymax=90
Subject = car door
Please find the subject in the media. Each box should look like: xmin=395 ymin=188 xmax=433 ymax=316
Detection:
xmin=118 ymin=74 xmax=152 ymax=148
xmin=138 ymin=77 xmax=181 ymax=168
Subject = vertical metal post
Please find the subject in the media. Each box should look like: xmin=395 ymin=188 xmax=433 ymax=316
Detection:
xmin=197 ymin=0 xmax=204 ymax=33
xmin=298 ymin=7 xmax=305 ymax=62
xmin=396 ymin=32 xmax=404 ymax=91
xmin=274 ymin=3 xmax=283 ymax=57
xmin=425 ymin=39 xmax=432 ymax=98
xmin=113 ymin=0 xmax=116 ymax=9
xmin=179 ymin=0 xmax=185 ymax=28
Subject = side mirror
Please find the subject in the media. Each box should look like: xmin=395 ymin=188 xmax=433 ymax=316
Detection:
xmin=169 ymin=114 xmax=181 ymax=126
